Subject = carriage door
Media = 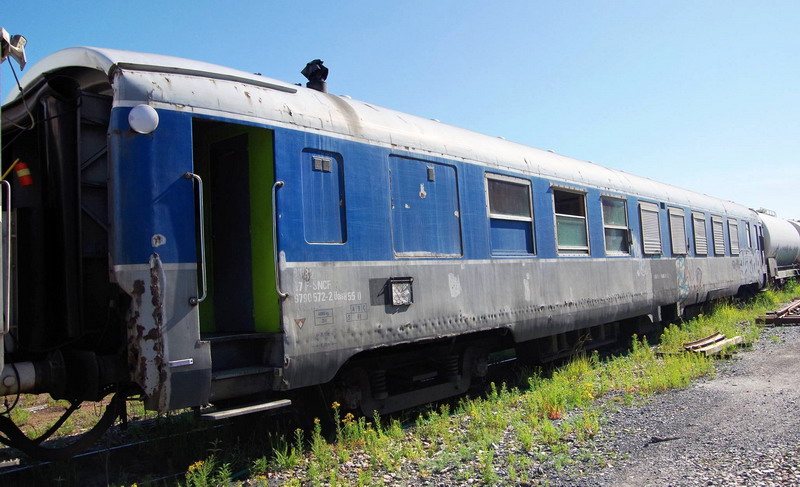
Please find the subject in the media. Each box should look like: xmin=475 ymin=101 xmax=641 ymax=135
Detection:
xmin=192 ymin=121 xmax=279 ymax=334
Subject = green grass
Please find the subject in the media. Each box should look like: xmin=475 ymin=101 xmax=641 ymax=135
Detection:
xmin=180 ymin=281 xmax=799 ymax=486
xmin=659 ymin=282 xmax=798 ymax=355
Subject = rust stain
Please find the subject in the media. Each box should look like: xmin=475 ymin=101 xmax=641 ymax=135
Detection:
xmin=125 ymin=254 xmax=168 ymax=410
xmin=148 ymin=253 xmax=168 ymax=401
xmin=132 ymin=279 xmax=145 ymax=306
xmin=126 ymin=279 xmax=145 ymax=379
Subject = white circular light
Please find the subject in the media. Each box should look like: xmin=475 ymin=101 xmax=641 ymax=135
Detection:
xmin=128 ymin=104 xmax=159 ymax=134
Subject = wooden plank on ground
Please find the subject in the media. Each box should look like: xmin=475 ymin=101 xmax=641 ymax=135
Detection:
xmin=695 ymin=335 xmax=743 ymax=356
xmin=683 ymin=332 xmax=725 ymax=351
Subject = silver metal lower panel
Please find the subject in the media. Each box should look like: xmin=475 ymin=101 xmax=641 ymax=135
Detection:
xmin=279 ymin=251 xmax=762 ymax=389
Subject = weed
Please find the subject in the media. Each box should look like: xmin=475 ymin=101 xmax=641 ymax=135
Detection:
xmin=271 ymin=428 xmax=304 ymax=469
xmin=10 ymin=406 xmax=30 ymax=426
xmin=513 ymin=418 xmax=535 ymax=451
xmin=516 ymin=452 xmax=532 ymax=473
xmin=251 ymin=456 xmax=269 ymax=476
xmin=479 ymin=448 xmax=498 ymax=484
xmin=184 ymin=457 xmax=216 ymax=487
xmin=508 ymin=462 xmax=518 ymax=483
xmin=309 ymin=417 xmax=335 ymax=471
xmin=553 ymin=452 xmax=571 ymax=471
xmin=540 ymin=418 xmax=559 ymax=444
xmin=576 ymin=408 xmax=600 ymax=441
xmin=356 ymin=468 xmax=372 ymax=486
xmin=214 ymin=462 xmax=232 ymax=485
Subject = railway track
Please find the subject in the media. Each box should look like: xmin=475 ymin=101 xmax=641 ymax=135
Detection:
xmin=0 ymin=354 xmax=543 ymax=485
xmin=0 ymin=326 xmax=657 ymax=486
xmin=0 ymin=415 xmax=239 ymax=486
xmin=756 ymin=297 xmax=800 ymax=325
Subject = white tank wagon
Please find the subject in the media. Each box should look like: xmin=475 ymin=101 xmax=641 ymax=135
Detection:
xmin=758 ymin=212 xmax=800 ymax=280
xmin=790 ymin=220 xmax=800 ymax=262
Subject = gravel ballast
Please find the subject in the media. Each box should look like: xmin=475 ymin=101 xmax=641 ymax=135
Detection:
xmin=264 ymin=324 xmax=800 ymax=486
xmin=556 ymin=324 xmax=800 ymax=486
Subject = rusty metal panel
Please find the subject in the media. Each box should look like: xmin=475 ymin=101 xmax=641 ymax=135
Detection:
xmin=115 ymin=257 xmax=212 ymax=411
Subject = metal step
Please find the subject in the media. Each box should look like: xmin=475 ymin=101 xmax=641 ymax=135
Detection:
xmin=204 ymin=332 xmax=284 ymax=372
xmin=200 ymin=399 xmax=292 ymax=421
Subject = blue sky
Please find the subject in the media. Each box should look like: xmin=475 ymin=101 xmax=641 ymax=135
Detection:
xmin=2 ymin=1 xmax=798 ymax=218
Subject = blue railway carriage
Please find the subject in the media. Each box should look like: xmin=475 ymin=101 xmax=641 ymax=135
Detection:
xmin=0 ymin=48 xmax=766 ymax=425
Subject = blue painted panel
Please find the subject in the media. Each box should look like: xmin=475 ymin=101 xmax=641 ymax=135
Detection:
xmin=532 ymin=178 xmax=557 ymax=259
xmin=584 ymin=188 xmax=603 ymax=257
xmin=490 ymin=219 xmax=534 ymax=254
xmin=389 ymin=156 xmax=462 ymax=256
xmin=273 ymin=130 xmax=393 ymax=262
xmin=117 ymin=108 xmax=763 ymax=269
xmin=301 ymin=150 xmax=346 ymax=243
xmin=657 ymin=203 xmax=670 ymax=256
xmin=109 ymin=108 xmax=196 ymax=266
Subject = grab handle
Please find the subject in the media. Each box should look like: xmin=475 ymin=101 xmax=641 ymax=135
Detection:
xmin=1 ymin=180 xmax=10 ymax=333
xmin=272 ymin=181 xmax=288 ymax=299
xmin=184 ymin=172 xmax=207 ymax=305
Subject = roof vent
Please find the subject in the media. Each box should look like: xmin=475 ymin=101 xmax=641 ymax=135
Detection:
xmin=301 ymin=59 xmax=328 ymax=93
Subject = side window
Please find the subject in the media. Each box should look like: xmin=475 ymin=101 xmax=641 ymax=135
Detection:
xmin=639 ymin=202 xmax=662 ymax=255
xmin=711 ymin=216 xmax=725 ymax=255
xmin=745 ymin=222 xmax=752 ymax=249
xmin=601 ymin=197 xmax=629 ymax=254
xmin=389 ymin=156 xmax=461 ymax=257
xmin=301 ymin=150 xmax=347 ymax=243
xmin=553 ymin=189 xmax=589 ymax=254
xmin=485 ymin=174 xmax=535 ymax=255
xmin=728 ymin=219 xmax=740 ymax=255
xmin=692 ymin=212 xmax=708 ymax=255
xmin=668 ymin=208 xmax=687 ymax=255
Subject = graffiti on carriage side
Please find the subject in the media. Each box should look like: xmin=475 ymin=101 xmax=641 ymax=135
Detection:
xmin=739 ymin=249 xmax=762 ymax=280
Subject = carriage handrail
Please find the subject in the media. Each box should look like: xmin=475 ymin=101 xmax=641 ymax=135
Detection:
xmin=184 ymin=172 xmax=207 ymax=305
xmin=1 ymin=180 xmax=10 ymax=333
xmin=272 ymin=181 xmax=288 ymax=299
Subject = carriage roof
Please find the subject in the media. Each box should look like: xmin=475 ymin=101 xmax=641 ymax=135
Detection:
xmin=7 ymin=47 xmax=754 ymax=219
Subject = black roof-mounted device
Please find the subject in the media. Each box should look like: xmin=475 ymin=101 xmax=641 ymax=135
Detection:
xmin=301 ymin=59 xmax=328 ymax=93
